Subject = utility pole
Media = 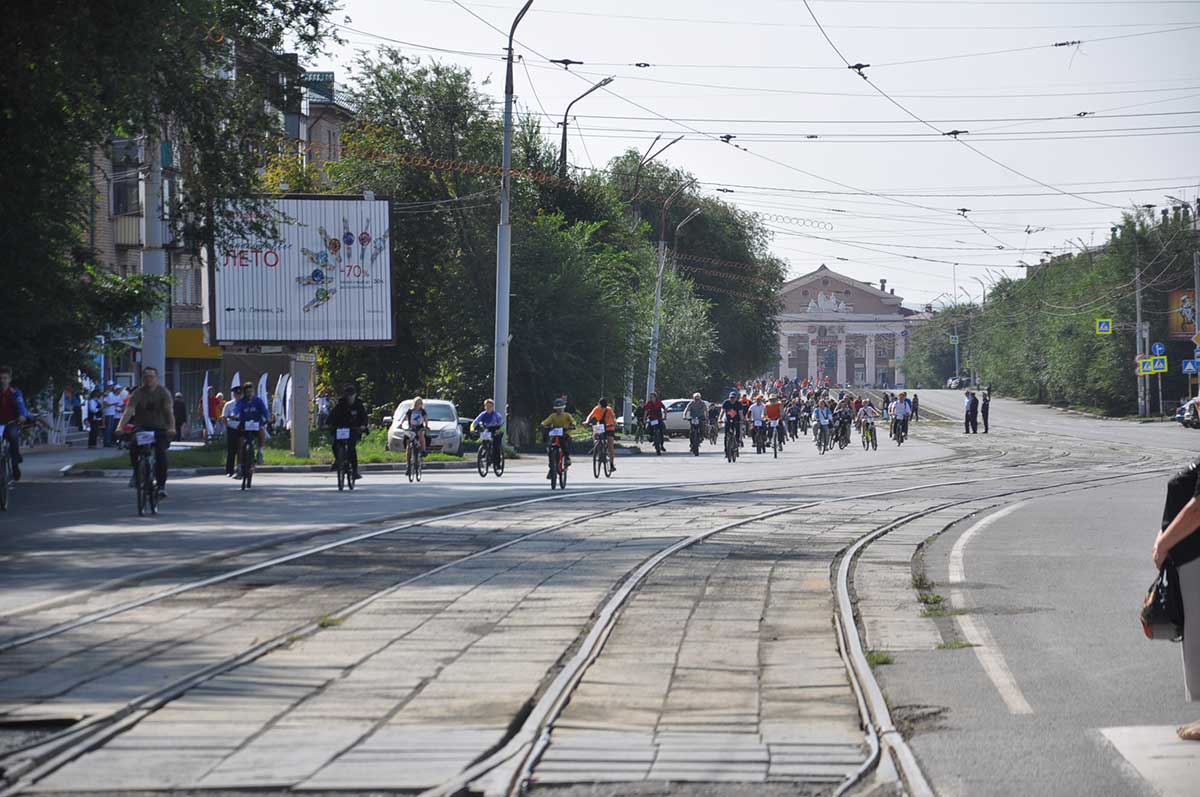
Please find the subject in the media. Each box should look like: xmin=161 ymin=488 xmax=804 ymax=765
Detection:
xmin=141 ymin=130 xmax=167 ymax=377
xmin=492 ymin=0 xmax=534 ymax=429
xmin=645 ymin=179 xmax=695 ymax=399
xmin=1135 ymin=250 xmax=1146 ymax=416
xmin=557 ymin=77 xmax=613 ymax=178
xmin=1193 ymin=249 xmax=1199 ymax=398
xmin=622 ymin=134 xmax=682 ymax=433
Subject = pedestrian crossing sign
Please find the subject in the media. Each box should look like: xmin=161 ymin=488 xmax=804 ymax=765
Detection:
xmin=949 ymin=335 xmax=960 ymax=345
xmin=1150 ymin=356 xmax=1167 ymax=373
xmin=1096 ymin=319 xmax=1112 ymax=335
xmin=1183 ymin=360 xmax=1199 ymax=375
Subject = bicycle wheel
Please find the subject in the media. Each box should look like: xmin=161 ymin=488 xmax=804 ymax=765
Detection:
xmin=0 ymin=456 xmax=9 ymax=511
xmin=871 ymin=429 xmax=878 ymax=450
xmin=407 ymin=444 xmax=415 ymax=482
xmin=136 ymin=456 xmax=148 ymax=516
xmin=604 ymin=448 xmax=614 ymax=478
xmin=592 ymin=442 xmax=602 ymax=478
xmin=558 ymin=450 xmax=567 ymax=489
xmin=147 ymin=455 xmax=159 ymax=515
xmin=241 ymin=441 xmax=253 ymax=490
xmin=414 ymin=449 xmax=423 ymax=482
xmin=862 ymin=428 xmax=870 ymax=450
xmin=337 ymin=446 xmax=346 ymax=491
xmin=548 ymin=449 xmax=557 ymax=490
xmin=494 ymin=447 xmax=505 ymax=477
xmin=477 ymin=445 xmax=489 ymax=478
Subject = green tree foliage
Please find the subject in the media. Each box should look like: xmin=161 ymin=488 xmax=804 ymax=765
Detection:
xmin=1 ymin=1 xmax=337 ymax=393
xmin=902 ymin=210 xmax=1194 ymax=414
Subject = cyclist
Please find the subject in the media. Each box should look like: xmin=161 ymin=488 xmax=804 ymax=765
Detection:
xmin=632 ymin=400 xmax=646 ymax=443
xmin=327 ymin=384 xmax=368 ymax=481
xmin=858 ymin=399 xmax=880 ymax=445
xmin=643 ymin=392 xmax=666 ymax=448
xmin=813 ymin=398 xmax=834 ymax=449
xmin=400 ymin=396 xmax=430 ymax=458
xmin=540 ymin=398 xmax=576 ymax=477
xmin=235 ymin=382 xmax=271 ymax=466
xmin=117 ymin=366 xmax=174 ymax=498
xmin=471 ymin=398 xmax=505 ymax=468
xmin=721 ymin=391 xmax=744 ymax=447
xmin=684 ymin=392 xmax=707 ymax=448
xmin=748 ymin=395 xmax=768 ymax=449
xmin=0 ymin=366 xmax=30 ymax=481
xmin=585 ymin=397 xmax=617 ymax=471
xmin=765 ymin=394 xmax=785 ymax=447
xmin=890 ymin=391 xmax=913 ymax=441
xmin=706 ymin=399 xmax=721 ymax=440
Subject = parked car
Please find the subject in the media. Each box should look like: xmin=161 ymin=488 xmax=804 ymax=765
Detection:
xmin=385 ymin=399 xmax=463 ymax=455
xmin=946 ymin=377 xmax=962 ymax=389
xmin=1176 ymin=399 xmax=1200 ymax=429
xmin=616 ymin=399 xmax=710 ymax=435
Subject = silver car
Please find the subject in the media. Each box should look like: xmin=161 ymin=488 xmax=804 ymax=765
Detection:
xmin=386 ymin=399 xmax=463 ymax=455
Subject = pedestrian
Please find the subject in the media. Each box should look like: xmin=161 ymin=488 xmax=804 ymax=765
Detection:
xmin=315 ymin=391 xmax=331 ymax=430
xmin=1152 ymin=459 xmax=1200 ymax=740
xmin=911 ymin=393 xmax=919 ymax=422
xmin=102 ymin=382 xmax=123 ymax=447
xmin=86 ymin=389 xmax=102 ymax=448
xmin=0 ymin=366 xmax=30 ymax=481
xmin=209 ymin=390 xmax=225 ymax=437
xmin=173 ymin=392 xmax=188 ymax=441
xmin=222 ymin=386 xmax=243 ymax=476
xmin=964 ymin=390 xmax=979 ymax=434
xmin=981 ymin=392 xmax=990 ymax=433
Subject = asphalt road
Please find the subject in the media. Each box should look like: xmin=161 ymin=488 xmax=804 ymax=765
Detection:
xmin=876 ymin=457 xmax=1193 ymax=795
xmin=0 ymin=428 xmax=950 ymax=616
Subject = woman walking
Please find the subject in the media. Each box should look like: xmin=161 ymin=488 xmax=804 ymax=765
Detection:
xmin=1153 ymin=460 xmax=1200 ymax=740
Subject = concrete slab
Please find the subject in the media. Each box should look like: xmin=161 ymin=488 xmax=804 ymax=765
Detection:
xmin=1099 ymin=725 xmax=1200 ymax=797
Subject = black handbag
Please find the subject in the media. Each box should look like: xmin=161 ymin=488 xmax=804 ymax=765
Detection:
xmin=1141 ymin=563 xmax=1184 ymax=641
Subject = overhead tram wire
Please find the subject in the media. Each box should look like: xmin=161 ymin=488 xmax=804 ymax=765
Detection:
xmin=801 ymin=0 xmax=1126 ymax=215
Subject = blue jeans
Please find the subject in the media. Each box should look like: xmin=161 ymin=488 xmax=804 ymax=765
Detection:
xmin=104 ymin=415 xmax=117 ymax=447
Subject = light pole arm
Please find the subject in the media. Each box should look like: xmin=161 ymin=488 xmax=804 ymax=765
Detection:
xmin=558 ymin=76 xmax=613 ymax=177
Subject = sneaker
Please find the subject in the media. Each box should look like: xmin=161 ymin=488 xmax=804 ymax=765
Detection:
xmin=156 ymin=489 xmax=168 ymax=499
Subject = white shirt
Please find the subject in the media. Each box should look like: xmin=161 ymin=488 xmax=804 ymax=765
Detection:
xmin=102 ymin=392 xmax=123 ymax=417
xmin=858 ymin=405 xmax=880 ymax=420
xmin=891 ymin=400 xmax=912 ymax=419
xmin=222 ymin=398 xmax=240 ymax=428
xmin=748 ymin=403 xmax=767 ymax=423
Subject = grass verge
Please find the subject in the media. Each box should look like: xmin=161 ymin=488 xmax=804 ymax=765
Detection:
xmin=866 ymin=650 xmax=894 ymax=668
xmin=936 ymin=640 xmax=975 ymax=650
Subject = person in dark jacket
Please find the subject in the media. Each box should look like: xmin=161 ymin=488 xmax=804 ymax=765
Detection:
xmin=173 ymin=392 xmax=188 ymax=441
xmin=1153 ymin=460 xmax=1200 ymax=740
xmin=981 ymin=392 xmax=990 ymax=433
xmin=327 ymin=384 xmax=368 ymax=480
xmin=964 ymin=391 xmax=979 ymax=434
xmin=911 ymin=393 xmax=919 ymax=422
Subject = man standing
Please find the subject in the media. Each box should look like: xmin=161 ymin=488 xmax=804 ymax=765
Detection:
xmin=981 ymin=391 xmax=991 ymax=433
xmin=965 ymin=390 xmax=979 ymax=434
xmin=173 ymin=392 xmax=188 ymax=441
xmin=86 ymin=389 xmax=102 ymax=448
xmin=102 ymin=383 xmax=123 ymax=447
xmin=222 ymin=386 xmax=243 ymax=477
xmin=0 ymin=366 xmax=30 ymax=481
xmin=117 ymin=367 xmax=175 ymax=498
xmin=911 ymin=393 xmax=920 ymax=423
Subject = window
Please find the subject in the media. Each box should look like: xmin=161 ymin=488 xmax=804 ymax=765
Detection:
xmin=112 ymin=174 xmax=140 ymax=215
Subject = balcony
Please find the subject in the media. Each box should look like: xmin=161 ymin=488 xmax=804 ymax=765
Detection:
xmin=113 ymin=215 xmax=177 ymax=248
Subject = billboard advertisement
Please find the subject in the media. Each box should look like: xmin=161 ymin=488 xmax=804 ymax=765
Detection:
xmin=206 ymin=197 xmax=392 ymax=343
xmin=1168 ymin=289 xmax=1196 ymax=340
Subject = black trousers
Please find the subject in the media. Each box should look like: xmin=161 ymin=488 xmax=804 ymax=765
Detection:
xmin=128 ymin=428 xmax=170 ymax=488
xmin=3 ymin=423 xmax=21 ymax=462
xmin=965 ymin=412 xmax=978 ymax=433
xmin=226 ymin=428 xmax=241 ymax=474
xmin=981 ymin=408 xmax=989 ymax=432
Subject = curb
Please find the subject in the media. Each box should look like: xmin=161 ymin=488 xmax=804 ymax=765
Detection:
xmin=60 ymin=460 xmax=476 ymax=479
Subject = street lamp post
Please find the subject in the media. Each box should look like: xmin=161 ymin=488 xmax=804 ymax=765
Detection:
xmin=493 ymin=0 xmax=534 ymax=430
xmin=645 ymin=179 xmax=696 ymax=399
xmin=670 ymin=208 xmax=703 ymax=273
xmin=557 ymin=77 xmax=613 ymax=178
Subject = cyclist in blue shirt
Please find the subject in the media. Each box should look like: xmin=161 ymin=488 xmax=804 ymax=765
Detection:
xmin=472 ymin=398 xmax=504 ymax=464
xmin=235 ymin=382 xmax=271 ymax=461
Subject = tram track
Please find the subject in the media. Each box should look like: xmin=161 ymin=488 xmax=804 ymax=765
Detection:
xmin=0 ymin=431 xmax=1173 ymax=795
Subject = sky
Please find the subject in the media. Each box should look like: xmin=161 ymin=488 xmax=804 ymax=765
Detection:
xmin=308 ymin=0 xmax=1200 ymax=308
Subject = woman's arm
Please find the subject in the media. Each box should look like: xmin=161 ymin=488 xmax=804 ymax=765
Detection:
xmin=1154 ymin=496 xmax=1200 ymax=568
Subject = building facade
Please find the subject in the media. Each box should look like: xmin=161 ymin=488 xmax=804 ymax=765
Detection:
xmin=776 ymin=265 xmax=921 ymax=389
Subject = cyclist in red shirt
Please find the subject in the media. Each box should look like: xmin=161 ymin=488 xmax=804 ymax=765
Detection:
xmin=643 ymin=392 xmax=666 ymax=448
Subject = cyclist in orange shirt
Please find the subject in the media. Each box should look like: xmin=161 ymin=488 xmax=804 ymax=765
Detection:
xmin=585 ymin=398 xmax=617 ymax=472
xmin=765 ymin=393 xmax=785 ymax=448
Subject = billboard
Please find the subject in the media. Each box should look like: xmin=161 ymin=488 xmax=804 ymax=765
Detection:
xmin=205 ymin=197 xmax=392 ymax=343
xmin=1169 ymin=290 xmax=1196 ymax=340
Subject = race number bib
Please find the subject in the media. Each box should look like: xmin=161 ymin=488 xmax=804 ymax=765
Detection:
xmin=135 ymin=431 xmax=156 ymax=446
xmin=593 ymin=423 xmax=606 ymax=434
xmin=690 ymin=418 xmax=700 ymax=425
xmin=549 ymin=427 xmax=563 ymax=437
xmin=227 ymin=419 xmax=240 ymax=429
xmin=335 ymin=427 xmax=351 ymax=440
xmin=480 ymin=430 xmax=493 ymax=440
xmin=769 ymin=420 xmax=778 ymax=427
xmin=753 ymin=420 xmax=763 ymax=427
xmin=648 ymin=419 xmax=659 ymax=426
xmin=242 ymin=421 xmax=260 ymax=432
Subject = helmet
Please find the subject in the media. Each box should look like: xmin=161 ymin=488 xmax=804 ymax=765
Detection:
xmin=729 ymin=391 xmax=738 ymax=398
xmin=553 ymin=399 xmax=567 ymax=409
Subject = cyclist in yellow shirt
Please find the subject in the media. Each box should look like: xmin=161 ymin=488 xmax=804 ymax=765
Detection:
xmin=540 ymin=398 xmax=576 ymax=474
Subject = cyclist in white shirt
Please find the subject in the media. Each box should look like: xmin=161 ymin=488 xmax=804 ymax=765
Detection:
xmin=748 ymin=396 xmax=767 ymax=425
xmin=857 ymin=400 xmax=880 ymax=423
xmin=889 ymin=391 xmax=912 ymax=439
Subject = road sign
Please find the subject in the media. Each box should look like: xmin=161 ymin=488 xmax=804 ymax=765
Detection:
xmin=1183 ymin=360 xmax=1199 ymax=375
xmin=1152 ymin=342 xmax=1166 ymax=356
xmin=1150 ymin=356 xmax=1168 ymax=373
xmin=1138 ymin=358 xmax=1154 ymax=375
xmin=949 ymin=335 xmax=960 ymax=345
xmin=1095 ymin=319 xmax=1112 ymax=335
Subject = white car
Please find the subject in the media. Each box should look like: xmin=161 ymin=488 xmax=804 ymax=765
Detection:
xmin=386 ymin=399 xmax=463 ymax=455
xmin=619 ymin=399 xmax=710 ymax=436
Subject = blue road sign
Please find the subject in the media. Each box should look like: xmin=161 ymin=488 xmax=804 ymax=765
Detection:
xmin=1184 ymin=360 xmax=1199 ymax=375
xmin=1151 ymin=356 xmax=1168 ymax=373
xmin=1096 ymin=319 xmax=1112 ymax=335
xmin=1152 ymin=342 xmax=1166 ymax=356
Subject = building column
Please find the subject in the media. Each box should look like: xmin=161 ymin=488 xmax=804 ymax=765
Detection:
xmin=807 ymin=337 xmax=818 ymax=382
xmin=865 ymin=334 xmax=877 ymax=387
xmin=895 ymin=329 xmax=907 ymax=387
xmin=836 ymin=334 xmax=847 ymax=386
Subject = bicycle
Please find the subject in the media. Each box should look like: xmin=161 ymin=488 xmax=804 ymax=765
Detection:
xmin=131 ymin=428 xmax=160 ymax=515
xmin=547 ymin=427 xmax=568 ymax=489
xmin=798 ymin=411 xmax=810 ymax=437
xmin=590 ymin=425 xmax=613 ymax=478
xmin=633 ymin=418 xmax=646 ymax=444
xmin=724 ymin=421 xmax=739 ymax=463
xmin=786 ymin=414 xmax=798 ymax=442
xmin=647 ymin=418 xmax=665 ymax=455
xmin=688 ymin=418 xmax=703 ymax=456
xmin=405 ymin=431 xmax=424 ymax=482
xmin=815 ymin=423 xmax=831 ymax=455
xmin=707 ymin=417 xmax=719 ymax=446
xmin=752 ymin=420 xmax=766 ymax=454
xmin=893 ymin=417 xmax=908 ymax=446
xmin=0 ymin=422 xmax=15 ymax=511
xmin=861 ymin=420 xmax=877 ymax=451
xmin=239 ymin=420 xmax=260 ymax=490
xmin=837 ymin=419 xmax=851 ymax=450
xmin=476 ymin=427 xmax=505 ymax=478
xmin=769 ymin=420 xmax=781 ymax=458
xmin=333 ymin=427 xmax=355 ymax=491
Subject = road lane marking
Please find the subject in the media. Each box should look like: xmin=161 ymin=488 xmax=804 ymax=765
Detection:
xmin=948 ymin=501 xmax=1034 ymax=715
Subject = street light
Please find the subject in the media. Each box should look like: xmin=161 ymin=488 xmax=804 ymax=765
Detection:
xmin=646 ymin=179 xmax=696 ymax=399
xmin=973 ymin=276 xmax=988 ymax=305
xmin=671 ymin=208 xmax=703 ymax=268
xmin=492 ymin=0 xmax=534 ymax=431
xmin=558 ymin=76 xmax=614 ymax=177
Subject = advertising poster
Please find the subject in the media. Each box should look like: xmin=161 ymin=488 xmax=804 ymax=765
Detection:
xmin=1169 ymin=289 xmax=1196 ymax=340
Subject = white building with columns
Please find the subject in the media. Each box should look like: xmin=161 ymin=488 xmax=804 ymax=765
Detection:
xmin=776 ymin=265 xmax=923 ymax=388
